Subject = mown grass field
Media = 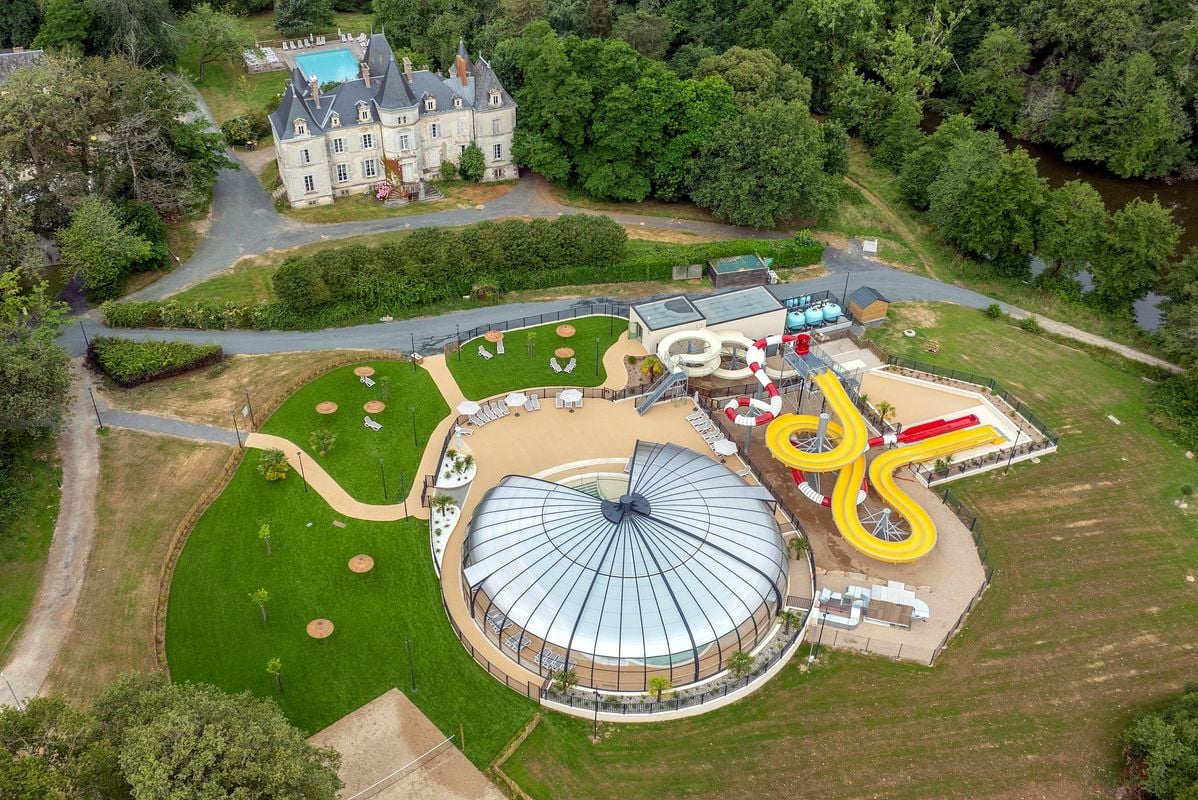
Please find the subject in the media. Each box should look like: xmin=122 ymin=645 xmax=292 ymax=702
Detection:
xmin=164 ymin=463 xmax=537 ymax=766
xmin=446 ymin=316 xmax=623 ymax=399
xmin=258 ymin=360 xmax=448 ymax=504
xmin=0 ymin=437 xmax=61 ymax=663
xmin=503 ymin=302 xmax=1198 ymax=798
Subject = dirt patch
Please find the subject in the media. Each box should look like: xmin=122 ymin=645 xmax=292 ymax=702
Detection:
xmin=97 ymin=351 xmax=371 ymax=429
xmin=893 ymin=302 xmax=942 ymax=329
xmin=43 ymin=430 xmax=231 ymax=702
xmin=624 ymin=226 xmax=713 ymax=244
xmin=506 ymin=278 xmax=708 ymax=303
xmin=309 ymin=689 xmax=504 ymax=800
xmin=454 ymin=182 xmax=515 ymax=205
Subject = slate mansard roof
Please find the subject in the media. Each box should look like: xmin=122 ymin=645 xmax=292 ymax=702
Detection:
xmin=269 ymin=34 xmax=514 ymax=142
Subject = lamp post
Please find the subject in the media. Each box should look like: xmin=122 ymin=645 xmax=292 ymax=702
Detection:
xmin=232 ymin=412 xmax=243 ymax=448
xmin=399 ymin=471 xmax=408 ymax=516
xmin=296 ymin=451 xmax=308 ymax=493
xmin=87 ymin=388 xmax=102 ymax=428
xmin=1005 ymin=426 xmax=1022 ymax=474
xmin=592 ymin=690 xmax=600 ymax=740
xmin=410 ymin=406 xmax=417 ymax=447
xmin=244 ymin=390 xmax=256 ymax=429
xmin=594 ymin=337 xmax=600 ymax=375
xmin=1 ymin=671 xmax=23 ymax=710
xmin=456 ymin=325 xmax=461 ymax=362
xmin=410 ymin=333 xmax=417 ymax=371
xmin=78 ymin=320 xmax=90 ymax=348
xmin=405 ymin=639 xmax=417 ymax=692
xmin=378 ymin=457 xmax=388 ymax=500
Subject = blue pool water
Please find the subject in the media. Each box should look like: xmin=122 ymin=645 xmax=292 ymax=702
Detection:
xmin=294 ymin=48 xmax=360 ymax=84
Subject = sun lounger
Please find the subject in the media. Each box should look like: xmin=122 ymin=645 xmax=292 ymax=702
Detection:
xmin=485 ymin=609 xmax=511 ymax=634
xmin=550 ymin=358 xmax=562 ymax=372
xmin=564 ymin=358 xmax=576 ymax=374
xmin=479 ymin=406 xmax=495 ymax=423
xmin=555 ymin=393 xmax=564 ymax=409
xmin=494 ymin=402 xmax=509 ymax=418
xmin=281 ymin=40 xmax=289 ymax=50
xmin=360 ymin=375 xmax=375 ymax=387
xmin=496 ymin=340 xmax=505 ymax=355
xmin=505 ymin=634 xmax=531 ymax=652
xmin=364 ymin=416 xmax=382 ymax=431
xmin=524 ymin=395 xmax=540 ymax=412
xmin=735 ymin=464 xmax=752 ymax=477
xmin=478 ymin=345 xmax=493 ymax=360
xmin=468 ymin=413 xmax=485 ymax=426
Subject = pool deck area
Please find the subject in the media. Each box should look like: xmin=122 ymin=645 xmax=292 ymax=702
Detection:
xmin=275 ymin=38 xmax=365 ymax=74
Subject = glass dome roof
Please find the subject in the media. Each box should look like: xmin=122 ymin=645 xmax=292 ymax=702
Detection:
xmin=462 ymin=441 xmax=787 ymax=689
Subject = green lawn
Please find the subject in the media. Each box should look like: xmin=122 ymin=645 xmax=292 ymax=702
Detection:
xmin=165 ymin=464 xmax=536 ymax=765
xmin=258 ymin=360 xmax=449 ymax=505
xmin=447 ymin=316 xmax=625 ymax=400
xmin=0 ymin=437 xmax=62 ymax=662
xmin=502 ymin=302 xmax=1198 ymax=799
xmin=279 ymin=181 xmax=504 ymax=224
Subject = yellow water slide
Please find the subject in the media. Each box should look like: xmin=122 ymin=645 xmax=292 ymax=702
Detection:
xmin=765 ymin=371 xmax=869 ymax=471
xmin=830 ymin=426 xmax=1006 ymax=563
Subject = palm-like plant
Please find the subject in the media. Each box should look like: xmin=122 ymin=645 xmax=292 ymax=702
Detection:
xmin=779 ymin=610 xmax=802 ymax=635
xmin=786 ymin=536 xmax=809 ymax=560
xmin=430 ymin=495 xmax=457 ymax=514
xmin=648 ymin=676 xmax=671 ymax=702
xmin=726 ymin=651 xmax=753 ymax=679
xmin=876 ymin=400 xmax=896 ymax=424
xmin=551 ymin=669 xmax=578 ymax=694
xmin=454 ymin=454 xmax=475 ymax=476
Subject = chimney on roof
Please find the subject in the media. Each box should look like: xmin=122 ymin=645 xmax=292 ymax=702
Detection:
xmin=309 ymin=74 xmax=320 ymax=108
xmin=360 ymin=60 xmax=371 ymax=88
xmin=454 ymin=54 xmax=468 ymax=87
xmin=402 ymin=57 xmax=412 ymax=80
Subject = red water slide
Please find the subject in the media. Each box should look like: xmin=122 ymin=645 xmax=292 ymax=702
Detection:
xmin=867 ymin=414 xmax=980 ymax=448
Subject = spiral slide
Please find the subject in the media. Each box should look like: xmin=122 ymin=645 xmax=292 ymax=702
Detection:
xmin=763 ymin=371 xmax=869 ymax=468
xmin=723 ymin=333 xmax=811 ymax=426
xmin=830 ymin=425 xmax=1006 ymax=563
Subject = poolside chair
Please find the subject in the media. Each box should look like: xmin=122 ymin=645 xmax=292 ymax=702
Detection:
xmin=478 ymin=345 xmax=493 ymax=360
xmin=734 ymin=464 xmax=752 ymax=477
xmin=555 ymin=393 xmax=565 ymax=409
xmin=360 ymin=375 xmax=375 ymax=387
xmin=364 ymin=416 xmax=382 ymax=431
xmin=496 ymin=340 xmax=505 ymax=355
xmin=495 ymin=402 xmax=510 ymax=418
xmin=281 ymin=40 xmax=289 ymax=50
xmin=485 ymin=609 xmax=511 ymax=634
xmin=550 ymin=358 xmax=562 ymax=372
xmin=564 ymin=358 xmax=576 ymax=374
xmin=524 ymin=396 xmax=536 ymax=412
xmin=469 ymin=413 xmax=485 ymax=427
xmin=505 ymin=634 xmax=531 ymax=652
xmin=531 ymin=395 xmax=540 ymax=410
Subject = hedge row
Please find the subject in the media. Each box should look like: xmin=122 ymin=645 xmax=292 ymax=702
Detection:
xmin=88 ymin=336 xmax=224 ymax=387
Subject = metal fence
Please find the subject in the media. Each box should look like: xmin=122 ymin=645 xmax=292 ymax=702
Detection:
xmin=441 ymin=595 xmax=544 ymax=701
xmin=809 ymin=626 xmax=938 ymax=664
xmin=448 ymin=303 xmax=632 ymax=350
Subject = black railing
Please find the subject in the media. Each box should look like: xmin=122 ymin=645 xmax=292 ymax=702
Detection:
xmin=440 ymin=596 xmax=543 ymax=700
xmin=441 ymin=304 xmax=632 ymax=352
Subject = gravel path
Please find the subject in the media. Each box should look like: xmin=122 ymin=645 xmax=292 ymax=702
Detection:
xmin=1 ymin=363 xmax=100 ymax=707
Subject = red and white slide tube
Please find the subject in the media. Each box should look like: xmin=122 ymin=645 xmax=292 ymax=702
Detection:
xmin=723 ymin=333 xmax=810 ymax=426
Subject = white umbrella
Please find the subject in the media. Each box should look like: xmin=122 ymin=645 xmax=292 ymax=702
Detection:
xmin=457 ymin=400 xmax=481 ymax=415
xmin=505 ymin=392 xmax=528 ymax=407
xmin=560 ymin=389 xmax=583 ymax=403
xmin=712 ymin=439 xmax=738 ymax=457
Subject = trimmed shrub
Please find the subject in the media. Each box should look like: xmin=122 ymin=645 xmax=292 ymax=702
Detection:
xmin=220 ymin=112 xmax=271 ymax=148
xmin=119 ymin=201 xmax=172 ymax=272
xmin=88 ymin=337 xmax=224 ymax=387
xmin=774 ymin=230 xmax=824 ymax=268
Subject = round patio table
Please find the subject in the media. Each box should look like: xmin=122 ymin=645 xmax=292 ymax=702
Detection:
xmin=555 ymin=347 xmax=575 ymax=359
xmin=307 ymin=619 xmax=334 ymax=639
xmin=354 ymin=366 xmax=375 ymax=377
xmin=364 ymin=401 xmax=385 ymax=414
xmin=555 ymin=324 xmax=576 ymax=338
xmin=349 ymin=555 xmax=374 ymax=574
xmin=484 ymin=330 xmax=504 ymax=343
xmin=316 ymin=401 xmax=338 ymax=414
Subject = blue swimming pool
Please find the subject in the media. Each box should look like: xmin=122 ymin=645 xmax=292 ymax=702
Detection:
xmin=294 ymin=48 xmax=360 ymax=84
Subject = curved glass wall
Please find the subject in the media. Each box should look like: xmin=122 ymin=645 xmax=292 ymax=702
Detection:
xmin=462 ymin=440 xmax=787 ymax=691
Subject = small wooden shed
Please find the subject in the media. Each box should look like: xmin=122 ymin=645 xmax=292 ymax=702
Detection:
xmin=707 ymin=254 xmax=768 ymax=289
xmin=847 ymin=286 xmax=890 ymax=324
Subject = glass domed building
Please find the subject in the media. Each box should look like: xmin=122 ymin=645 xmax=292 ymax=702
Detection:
xmin=461 ymin=441 xmax=788 ymax=691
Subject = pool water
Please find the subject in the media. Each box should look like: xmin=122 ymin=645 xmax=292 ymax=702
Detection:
xmin=294 ymin=48 xmax=360 ymax=84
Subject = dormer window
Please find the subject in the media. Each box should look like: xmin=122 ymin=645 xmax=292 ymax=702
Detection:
xmin=357 ymin=104 xmax=371 ymax=123
xmin=488 ymin=89 xmax=501 ymax=107
xmin=453 ymin=96 xmax=462 ymax=109
xmin=293 ymin=118 xmax=307 ymax=136
xmin=424 ymin=97 xmax=436 ymax=111
xmin=329 ymin=113 xmax=340 ymax=128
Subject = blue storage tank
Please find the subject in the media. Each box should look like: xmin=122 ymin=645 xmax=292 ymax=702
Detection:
xmin=805 ymin=307 xmax=824 ymax=325
xmin=786 ymin=311 xmax=806 ymax=330
xmin=823 ymin=303 xmax=842 ymax=322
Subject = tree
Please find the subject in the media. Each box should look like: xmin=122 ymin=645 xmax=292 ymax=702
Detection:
xmin=1090 ymin=197 xmax=1181 ymax=310
xmin=257 ymin=522 xmax=272 ymax=556
xmin=1159 ymin=248 xmax=1198 ymax=369
xmin=309 ymin=428 xmax=337 ymax=457
xmin=582 ymin=0 xmax=611 ymax=37
xmin=1035 ymin=180 xmax=1107 ymax=281
xmin=275 ymin=0 xmax=334 ymax=35
xmin=648 ymin=676 xmax=671 ymax=702
xmin=551 ymin=669 xmax=577 ymax=693
xmin=181 ymin=4 xmax=254 ymax=81
xmin=1051 ymin=53 xmax=1188 ymax=179
xmin=694 ymin=46 xmax=811 ymax=109
xmin=257 ymin=448 xmax=291 ymax=481
xmin=86 ymin=0 xmax=179 ymax=67
xmin=0 ymin=273 xmax=71 ymax=436
xmin=1122 ymin=683 xmax=1198 ymax=800
xmin=91 ymin=673 xmax=341 ymax=799
xmin=785 ymin=535 xmax=808 ymax=560
xmin=899 ymin=114 xmax=978 ymax=210
xmin=31 ymin=0 xmax=91 ymax=53
xmin=779 ymin=610 xmax=802 ymax=635
xmin=459 ymin=143 xmax=486 ymax=182
xmin=768 ymin=0 xmax=880 ymax=104
xmin=0 ymin=0 xmax=41 ymax=49
xmin=56 ymin=198 xmax=153 ymax=301
xmin=612 ymin=10 xmax=670 ymax=60
xmin=0 ymin=696 xmax=125 ymax=798
xmin=876 ymin=400 xmax=896 ymax=424
xmin=726 ymin=650 xmax=753 ymax=678
xmin=267 ymin=658 xmax=283 ymax=693
xmin=960 ymin=26 xmax=1030 ymax=128
xmin=692 ymin=100 xmax=843 ymax=228
xmin=250 ymin=588 xmax=270 ymax=624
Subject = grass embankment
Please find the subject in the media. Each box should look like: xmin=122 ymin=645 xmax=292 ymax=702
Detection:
xmin=836 ymin=139 xmax=1164 ymax=358
xmin=447 ymin=317 xmax=623 ymax=400
xmin=164 ymin=465 xmax=537 ymax=765
xmin=280 ymin=181 xmax=516 ymax=224
xmin=0 ymin=437 xmax=61 ymax=663
xmin=503 ymin=302 xmax=1198 ymax=799
xmin=45 ymin=431 xmax=231 ymax=701
xmin=258 ymin=361 xmax=449 ymax=504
